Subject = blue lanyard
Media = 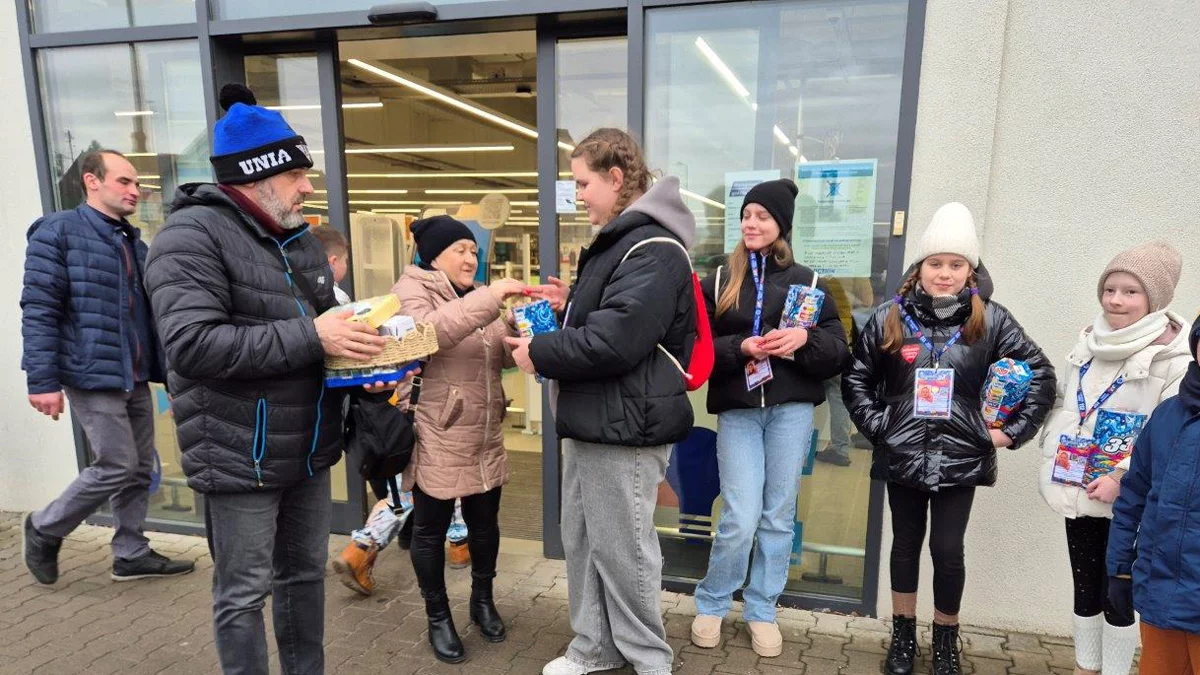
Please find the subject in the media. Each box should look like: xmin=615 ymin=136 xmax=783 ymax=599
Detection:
xmin=893 ymin=301 xmax=963 ymax=368
xmin=748 ymin=252 xmax=767 ymax=337
xmin=1076 ymin=360 xmax=1126 ymax=425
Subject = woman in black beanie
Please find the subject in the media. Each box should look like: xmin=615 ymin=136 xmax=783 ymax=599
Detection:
xmin=390 ymin=215 xmax=526 ymax=663
xmin=690 ymin=178 xmax=849 ymax=657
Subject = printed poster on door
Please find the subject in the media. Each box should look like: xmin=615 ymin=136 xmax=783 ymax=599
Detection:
xmin=791 ymin=159 xmax=877 ymax=277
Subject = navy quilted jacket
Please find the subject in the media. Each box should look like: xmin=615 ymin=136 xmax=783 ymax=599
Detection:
xmin=20 ymin=205 xmax=166 ymax=394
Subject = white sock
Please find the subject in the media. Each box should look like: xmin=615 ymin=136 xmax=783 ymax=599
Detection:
xmin=1101 ymin=619 xmax=1139 ymax=675
xmin=1074 ymin=613 xmax=1103 ymax=671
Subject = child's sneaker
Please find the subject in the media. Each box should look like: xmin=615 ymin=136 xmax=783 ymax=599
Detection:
xmin=332 ymin=541 xmax=378 ymax=596
xmin=447 ymin=541 xmax=471 ymax=569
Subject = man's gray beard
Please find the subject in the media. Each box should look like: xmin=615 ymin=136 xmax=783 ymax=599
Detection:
xmin=255 ymin=181 xmax=307 ymax=230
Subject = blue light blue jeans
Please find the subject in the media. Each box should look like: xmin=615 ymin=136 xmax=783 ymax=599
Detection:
xmin=694 ymin=402 xmax=814 ymax=623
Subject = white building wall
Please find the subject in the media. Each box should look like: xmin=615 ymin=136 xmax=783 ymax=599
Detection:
xmin=0 ymin=2 xmax=79 ymax=512
xmin=886 ymin=0 xmax=1200 ymax=636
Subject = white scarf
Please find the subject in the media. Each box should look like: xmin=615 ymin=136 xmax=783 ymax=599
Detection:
xmin=1086 ymin=310 xmax=1170 ymax=362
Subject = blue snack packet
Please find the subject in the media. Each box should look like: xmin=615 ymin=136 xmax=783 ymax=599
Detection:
xmin=513 ymin=299 xmax=558 ymax=382
xmin=1084 ymin=409 xmax=1147 ymax=484
xmin=981 ymin=359 xmax=1033 ymax=429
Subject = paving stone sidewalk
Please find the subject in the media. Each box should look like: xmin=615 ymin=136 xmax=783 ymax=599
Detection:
xmin=0 ymin=512 xmax=1109 ymax=675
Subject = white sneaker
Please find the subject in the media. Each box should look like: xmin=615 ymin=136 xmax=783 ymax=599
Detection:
xmin=541 ymin=656 xmax=625 ymax=675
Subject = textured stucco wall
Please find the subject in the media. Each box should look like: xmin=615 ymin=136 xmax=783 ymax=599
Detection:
xmin=882 ymin=0 xmax=1200 ymax=636
xmin=0 ymin=3 xmax=80 ymax=512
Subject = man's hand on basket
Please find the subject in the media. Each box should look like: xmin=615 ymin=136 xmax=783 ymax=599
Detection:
xmin=362 ymin=366 xmax=421 ymax=393
xmin=315 ymin=310 xmax=386 ymax=360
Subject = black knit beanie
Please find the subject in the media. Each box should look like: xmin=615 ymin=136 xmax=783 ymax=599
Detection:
xmin=412 ymin=215 xmax=476 ymax=267
xmin=742 ymin=178 xmax=800 ymax=244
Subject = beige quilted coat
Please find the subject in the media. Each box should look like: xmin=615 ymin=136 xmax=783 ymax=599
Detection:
xmin=393 ymin=265 xmax=514 ymax=500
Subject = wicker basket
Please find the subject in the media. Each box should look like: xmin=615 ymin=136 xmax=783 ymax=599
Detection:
xmin=326 ymin=322 xmax=440 ymax=371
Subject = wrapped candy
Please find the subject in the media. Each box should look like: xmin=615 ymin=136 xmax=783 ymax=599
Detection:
xmin=779 ymin=284 xmax=825 ymax=330
xmin=980 ymin=359 xmax=1034 ymax=429
xmin=1084 ymin=409 xmax=1147 ymax=484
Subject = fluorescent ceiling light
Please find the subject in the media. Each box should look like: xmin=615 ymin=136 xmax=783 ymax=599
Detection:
xmin=350 ymin=200 xmax=467 ymax=205
xmin=349 ymin=59 xmax=538 ymax=141
xmin=788 ymin=145 xmax=799 ymax=157
xmin=773 ymin=126 xmax=790 ymax=145
xmin=694 ymin=37 xmax=750 ymax=99
xmin=140 ymin=184 xmax=161 ymax=190
xmin=346 ymin=143 xmax=515 ymax=154
xmin=347 ymin=171 xmax=537 ymax=179
xmin=140 ymin=174 xmax=160 ymax=180
xmin=114 ymin=110 xmax=154 ymax=117
xmin=265 ymin=101 xmax=383 ymax=111
xmin=425 ymin=189 xmax=538 ymax=195
xmin=313 ymin=189 xmax=411 ymax=195
xmin=365 ymin=208 xmax=421 ymax=214
xmin=125 ymin=152 xmax=157 ymax=157
xmin=680 ymin=188 xmax=725 ymax=210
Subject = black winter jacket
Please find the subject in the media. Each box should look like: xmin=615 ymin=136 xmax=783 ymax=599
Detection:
xmin=842 ymin=281 xmax=1055 ymax=491
xmin=529 ymin=177 xmax=696 ymax=447
xmin=145 ymin=184 xmax=344 ymax=494
xmin=700 ymin=257 xmax=848 ymax=414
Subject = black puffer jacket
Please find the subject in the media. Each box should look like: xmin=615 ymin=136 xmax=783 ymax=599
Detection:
xmin=529 ymin=177 xmax=695 ymax=447
xmin=842 ymin=278 xmax=1055 ymax=491
xmin=145 ymin=184 xmax=343 ymax=494
xmin=701 ymin=257 xmax=848 ymax=414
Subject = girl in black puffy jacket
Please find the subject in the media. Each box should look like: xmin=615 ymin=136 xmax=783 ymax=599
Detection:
xmin=841 ymin=202 xmax=1055 ymax=675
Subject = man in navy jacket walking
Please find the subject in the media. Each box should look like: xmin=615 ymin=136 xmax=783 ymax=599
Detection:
xmin=20 ymin=149 xmax=193 ymax=585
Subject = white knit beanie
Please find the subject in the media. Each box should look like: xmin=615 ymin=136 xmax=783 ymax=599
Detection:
xmin=913 ymin=202 xmax=981 ymax=268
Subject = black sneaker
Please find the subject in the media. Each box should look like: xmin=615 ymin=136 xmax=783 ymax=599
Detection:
xmin=112 ymin=550 xmax=195 ymax=581
xmin=23 ymin=514 xmax=63 ymax=585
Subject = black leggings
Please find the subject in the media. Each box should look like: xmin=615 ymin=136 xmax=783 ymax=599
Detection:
xmin=887 ymin=482 xmax=976 ymax=615
xmin=1065 ymin=516 xmax=1132 ymax=626
xmin=410 ymin=485 xmax=502 ymax=597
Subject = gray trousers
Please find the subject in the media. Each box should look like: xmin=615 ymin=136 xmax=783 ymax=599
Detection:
xmin=205 ymin=469 xmax=331 ymax=675
xmin=32 ymin=384 xmax=155 ymax=560
xmin=562 ymin=439 xmax=673 ymax=675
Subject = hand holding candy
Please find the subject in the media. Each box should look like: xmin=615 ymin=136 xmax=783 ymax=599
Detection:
xmin=989 ymin=429 xmax=1013 ymax=449
xmin=759 ymin=327 xmax=808 ymax=356
xmin=525 ymin=276 xmax=570 ymax=312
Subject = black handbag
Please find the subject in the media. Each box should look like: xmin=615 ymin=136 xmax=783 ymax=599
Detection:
xmin=344 ymin=373 xmax=423 ymax=485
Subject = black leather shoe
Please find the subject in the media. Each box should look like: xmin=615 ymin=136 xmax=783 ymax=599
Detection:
xmin=885 ymin=615 xmax=918 ymax=675
xmin=470 ymin=580 xmax=507 ymax=642
xmin=23 ymin=514 xmax=62 ymax=585
xmin=112 ymin=550 xmax=195 ymax=581
xmin=425 ymin=592 xmax=466 ymax=663
xmin=932 ymin=623 xmax=962 ymax=675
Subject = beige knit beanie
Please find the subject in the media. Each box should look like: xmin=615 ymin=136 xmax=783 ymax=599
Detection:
xmin=913 ymin=202 xmax=981 ymax=268
xmin=1098 ymin=241 xmax=1183 ymax=312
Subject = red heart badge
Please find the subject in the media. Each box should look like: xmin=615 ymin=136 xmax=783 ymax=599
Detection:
xmin=901 ymin=344 xmax=920 ymax=364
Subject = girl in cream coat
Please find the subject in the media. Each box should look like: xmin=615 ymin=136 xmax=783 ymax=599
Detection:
xmin=1038 ymin=242 xmax=1191 ymax=675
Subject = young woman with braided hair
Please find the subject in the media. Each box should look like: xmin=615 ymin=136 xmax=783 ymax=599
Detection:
xmin=508 ymin=128 xmax=698 ymax=675
xmin=842 ymin=202 xmax=1055 ymax=675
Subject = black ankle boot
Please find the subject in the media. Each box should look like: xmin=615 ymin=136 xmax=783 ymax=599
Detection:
xmin=885 ymin=615 xmax=918 ymax=675
xmin=424 ymin=592 xmax=465 ymax=663
xmin=470 ymin=578 xmax=506 ymax=642
xmin=931 ymin=623 xmax=962 ymax=675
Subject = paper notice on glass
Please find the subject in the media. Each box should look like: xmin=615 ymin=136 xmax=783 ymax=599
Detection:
xmin=792 ymin=159 xmax=878 ymax=277
xmin=555 ymin=180 xmax=577 ymax=214
xmin=723 ymin=170 xmax=781 ymax=253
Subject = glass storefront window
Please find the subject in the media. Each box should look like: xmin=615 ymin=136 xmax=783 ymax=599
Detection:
xmin=215 ymin=0 xmax=484 ymax=21
xmin=32 ymin=0 xmax=195 ymax=33
xmin=645 ymin=0 xmax=909 ymax=604
xmin=38 ymin=39 xmax=209 ymax=523
xmin=338 ymin=32 xmax=546 ymax=541
xmin=555 ymin=37 xmax=628 ymax=285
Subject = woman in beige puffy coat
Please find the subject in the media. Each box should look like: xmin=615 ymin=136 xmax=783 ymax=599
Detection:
xmin=1036 ymin=242 xmax=1190 ymax=675
xmin=391 ymin=215 xmax=525 ymax=664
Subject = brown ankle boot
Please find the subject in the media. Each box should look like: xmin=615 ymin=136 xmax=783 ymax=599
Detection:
xmin=332 ymin=542 xmax=378 ymax=596
xmin=447 ymin=541 xmax=470 ymax=570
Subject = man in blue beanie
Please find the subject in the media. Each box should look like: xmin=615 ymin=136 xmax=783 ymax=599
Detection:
xmin=144 ymin=84 xmax=387 ymax=675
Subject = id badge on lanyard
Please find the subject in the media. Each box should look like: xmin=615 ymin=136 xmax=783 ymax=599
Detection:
xmin=745 ymin=252 xmax=774 ymax=391
xmin=896 ymin=302 xmax=962 ymax=419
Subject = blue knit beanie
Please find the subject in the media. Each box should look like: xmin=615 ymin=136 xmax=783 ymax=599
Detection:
xmin=210 ymin=84 xmax=314 ymax=185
